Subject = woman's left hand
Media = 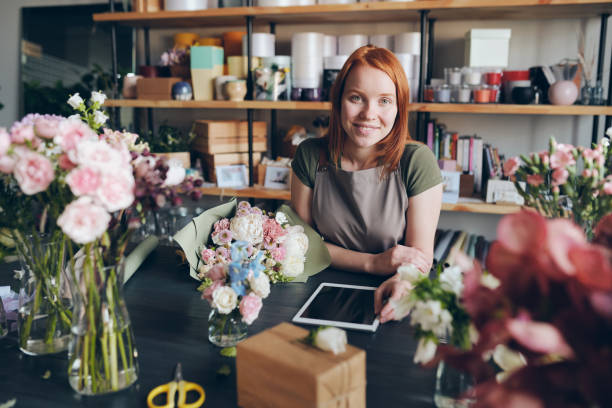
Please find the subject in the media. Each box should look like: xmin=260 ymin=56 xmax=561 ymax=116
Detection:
xmin=374 ymin=274 xmax=413 ymax=323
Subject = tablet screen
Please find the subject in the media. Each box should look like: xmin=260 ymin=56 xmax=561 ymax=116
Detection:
xmin=292 ymin=283 xmax=380 ymax=331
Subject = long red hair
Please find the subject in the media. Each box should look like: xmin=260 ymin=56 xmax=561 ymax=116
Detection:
xmin=328 ymin=45 xmax=412 ymax=175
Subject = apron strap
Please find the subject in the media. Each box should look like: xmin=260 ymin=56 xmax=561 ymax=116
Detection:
xmin=317 ymin=144 xmax=329 ymax=172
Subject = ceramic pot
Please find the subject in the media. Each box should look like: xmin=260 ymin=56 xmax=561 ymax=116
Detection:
xmin=225 ymin=80 xmax=247 ymax=101
xmin=548 ymin=80 xmax=578 ymax=106
xmin=172 ymin=81 xmax=193 ymax=101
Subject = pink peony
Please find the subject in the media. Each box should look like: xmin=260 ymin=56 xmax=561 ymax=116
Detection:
xmin=66 ymin=166 xmax=101 ymax=196
xmin=9 ymin=122 xmax=37 ymax=145
xmin=34 ymin=117 xmax=61 ymax=139
xmin=58 ymin=154 xmax=76 ymax=171
xmin=13 ymin=151 xmax=54 ymax=195
xmin=207 ymin=264 xmax=226 ymax=281
xmin=54 ymin=119 xmax=97 ymax=161
xmin=57 ymin=196 xmax=111 ymax=244
xmin=0 ymin=128 xmax=9 ymax=156
xmin=0 ymin=155 xmax=16 ymax=174
xmin=76 ymin=139 xmax=128 ymax=169
xmin=200 ymin=248 xmax=216 ymax=264
xmin=270 ymin=246 xmax=286 ymax=262
xmin=96 ymin=168 xmax=135 ymax=212
xmin=263 ymin=217 xmax=287 ymax=245
xmin=549 ymin=150 xmax=575 ymax=169
xmin=239 ymin=293 xmax=262 ymax=325
xmin=551 ymin=167 xmax=569 ymax=186
xmin=526 ymin=174 xmax=544 ymax=187
xmin=213 ymin=218 xmax=230 ymax=233
xmin=202 ymin=280 xmax=224 ymax=303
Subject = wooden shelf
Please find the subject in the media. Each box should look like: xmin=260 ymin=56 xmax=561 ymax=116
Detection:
xmin=93 ymin=0 xmax=612 ymax=28
xmin=104 ymin=99 xmax=330 ymax=110
xmin=410 ymin=103 xmax=612 ymax=116
xmin=198 ymin=185 xmax=522 ymax=214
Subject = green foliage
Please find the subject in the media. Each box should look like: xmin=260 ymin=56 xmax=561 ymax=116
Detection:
xmin=140 ymin=123 xmax=195 ymax=153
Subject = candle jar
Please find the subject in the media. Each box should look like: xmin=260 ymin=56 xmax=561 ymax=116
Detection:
xmin=484 ymin=70 xmax=502 ymax=86
xmin=448 ymin=67 xmax=462 ymax=86
xmin=434 ymin=85 xmax=451 ymax=103
xmin=473 ymin=87 xmax=491 ymax=103
xmin=424 ymin=85 xmax=435 ymax=102
xmin=463 ymin=68 xmax=482 ymax=86
xmin=453 ymin=85 xmax=472 ymax=103
xmin=488 ymin=85 xmax=500 ymax=103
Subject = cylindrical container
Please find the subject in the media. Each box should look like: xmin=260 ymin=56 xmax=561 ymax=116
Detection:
xmin=242 ymin=33 xmax=275 ymax=57
xmin=463 ymin=68 xmax=481 ymax=86
xmin=165 ymin=0 xmax=208 ymax=10
xmin=292 ymin=56 xmax=323 ymax=89
xmin=122 ymin=74 xmax=142 ymax=99
xmin=394 ymin=32 xmax=421 ymax=54
xmin=291 ymin=32 xmax=325 ymax=58
xmin=434 ymin=85 xmax=451 ymax=103
xmin=291 ymin=87 xmax=303 ymax=101
xmin=484 ymin=70 xmax=502 ymax=86
xmin=215 ymin=75 xmax=238 ymax=100
xmin=323 ymin=35 xmax=337 ymax=57
xmin=488 ymin=85 xmax=500 ymax=103
xmin=227 ymin=56 xmax=261 ymax=78
xmin=225 ymin=79 xmax=248 ymax=101
xmin=511 ymin=86 xmax=533 ymax=104
xmin=174 ymin=32 xmax=199 ymax=48
xmin=447 ymin=67 xmax=462 ymax=86
xmin=423 ymin=85 xmax=434 ymax=102
xmin=452 ymin=85 xmax=471 ymax=103
xmin=338 ymin=34 xmax=368 ymax=56
xmin=473 ymin=87 xmax=491 ymax=103
xmin=324 ymin=55 xmax=348 ymax=71
xmin=369 ymin=34 xmax=393 ymax=50
xmin=322 ymin=55 xmax=347 ymax=100
xmin=394 ymin=53 xmax=419 ymax=80
xmin=301 ymin=88 xmax=321 ymax=101
xmin=222 ymin=31 xmax=246 ymax=58
xmin=408 ymin=78 xmax=419 ymax=103
xmin=504 ymin=80 xmax=531 ymax=103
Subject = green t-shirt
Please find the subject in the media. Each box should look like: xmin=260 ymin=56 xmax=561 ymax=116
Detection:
xmin=291 ymin=137 xmax=442 ymax=197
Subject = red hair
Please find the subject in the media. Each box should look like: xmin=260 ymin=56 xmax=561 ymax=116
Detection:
xmin=328 ymin=45 xmax=412 ymax=175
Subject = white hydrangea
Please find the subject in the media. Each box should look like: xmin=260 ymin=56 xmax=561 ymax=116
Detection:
xmin=248 ymin=273 xmax=270 ymax=299
xmin=230 ymin=213 xmax=263 ymax=245
xmin=439 ymin=265 xmax=463 ymax=297
xmin=211 ymin=286 xmax=238 ymax=314
xmin=397 ymin=263 xmax=424 ymax=285
xmin=283 ymin=231 xmax=308 ymax=257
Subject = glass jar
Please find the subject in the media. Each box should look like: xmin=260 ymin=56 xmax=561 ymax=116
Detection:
xmin=463 ymin=68 xmax=482 ymax=86
xmin=435 ymin=85 xmax=452 ymax=103
xmin=473 ymin=87 xmax=491 ymax=103
xmin=208 ymin=308 xmax=247 ymax=347
xmin=453 ymin=85 xmax=472 ymax=103
xmin=448 ymin=67 xmax=462 ymax=86
xmin=424 ymin=85 xmax=435 ymax=102
xmin=434 ymin=361 xmax=476 ymax=408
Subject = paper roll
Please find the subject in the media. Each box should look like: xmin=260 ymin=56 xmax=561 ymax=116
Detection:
xmin=323 ymin=35 xmax=337 ymax=57
xmin=369 ymin=34 xmax=393 ymax=50
xmin=338 ymin=34 xmax=368 ymax=56
xmin=394 ymin=53 xmax=419 ymax=79
xmin=324 ymin=55 xmax=348 ymax=70
xmin=242 ymin=33 xmax=276 ymax=58
xmin=394 ymin=32 xmax=421 ymax=54
xmin=165 ymin=0 xmax=208 ymax=10
xmin=293 ymin=77 xmax=322 ymax=89
xmin=291 ymin=32 xmax=324 ymax=58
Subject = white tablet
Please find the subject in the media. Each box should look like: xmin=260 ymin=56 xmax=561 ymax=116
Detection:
xmin=292 ymin=283 xmax=380 ymax=332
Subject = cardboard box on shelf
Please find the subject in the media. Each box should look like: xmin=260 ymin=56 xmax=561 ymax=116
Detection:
xmin=192 ymin=136 xmax=267 ymax=155
xmin=136 ymin=77 xmax=182 ymax=100
xmin=153 ymin=151 xmax=191 ymax=169
xmin=199 ymin=151 xmax=262 ymax=183
xmin=236 ymin=323 xmax=366 ymax=408
xmin=193 ymin=120 xmax=267 ymax=139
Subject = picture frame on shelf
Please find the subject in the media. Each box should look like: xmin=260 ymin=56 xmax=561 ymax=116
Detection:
xmin=264 ymin=166 xmax=291 ymax=190
xmin=216 ymin=164 xmax=248 ymax=188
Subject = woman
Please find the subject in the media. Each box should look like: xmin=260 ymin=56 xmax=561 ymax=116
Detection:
xmin=291 ymin=45 xmax=443 ymax=323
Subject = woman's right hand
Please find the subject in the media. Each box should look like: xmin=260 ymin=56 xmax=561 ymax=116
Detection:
xmin=374 ymin=274 xmax=413 ymax=323
xmin=367 ymin=245 xmax=431 ymax=275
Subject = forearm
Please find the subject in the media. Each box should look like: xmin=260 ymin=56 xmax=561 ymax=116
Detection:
xmin=325 ymin=242 xmax=389 ymax=275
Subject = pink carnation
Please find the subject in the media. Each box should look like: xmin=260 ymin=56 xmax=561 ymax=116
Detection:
xmin=66 ymin=166 xmax=101 ymax=196
xmin=263 ymin=218 xmax=287 ymax=245
xmin=270 ymin=245 xmax=286 ymax=262
xmin=96 ymin=168 xmax=135 ymax=212
xmin=200 ymin=248 xmax=216 ymax=264
xmin=236 ymin=207 xmax=250 ymax=217
xmin=250 ymin=207 xmax=263 ymax=216
xmin=526 ymin=174 xmax=544 ymax=187
xmin=213 ymin=218 xmax=230 ymax=233
xmin=207 ymin=264 xmax=226 ymax=281
xmin=0 ymin=128 xmax=9 ymax=156
xmin=549 ymin=150 xmax=575 ymax=169
xmin=238 ymin=201 xmax=251 ymax=210
xmin=503 ymin=157 xmax=521 ymax=177
xmin=551 ymin=167 xmax=569 ymax=187
xmin=239 ymin=293 xmax=262 ymax=325
xmin=202 ymin=280 xmax=224 ymax=304
xmin=582 ymin=148 xmax=605 ymax=167
xmin=13 ymin=151 xmax=54 ymax=195
xmin=57 ymin=196 xmax=110 ymax=244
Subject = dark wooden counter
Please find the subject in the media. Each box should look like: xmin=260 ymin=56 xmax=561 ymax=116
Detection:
xmin=0 ymin=245 xmax=435 ymax=407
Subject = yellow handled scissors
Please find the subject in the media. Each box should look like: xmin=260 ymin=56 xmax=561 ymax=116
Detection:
xmin=147 ymin=363 xmax=206 ymax=408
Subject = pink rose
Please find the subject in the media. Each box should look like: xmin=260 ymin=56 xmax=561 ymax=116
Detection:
xmin=66 ymin=166 xmax=101 ymax=196
xmin=34 ymin=117 xmax=60 ymax=139
xmin=549 ymin=150 xmax=575 ymax=169
xmin=55 ymin=119 xmax=97 ymax=161
xmin=506 ymin=318 xmax=574 ymax=359
xmin=57 ymin=196 xmax=111 ymax=244
xmin=96 ymin=168 xmax=135 ymax=212
xmin=526 ymin=174 xmax=544 ymax=187
xmin=200 ymin=248 xmax=216 ymax=264
xmin=207 ymin=264 xmax=227 ymax=281
xmin=202 ymin=280 xmax=224 ymax=304
xmin=239 ymin=293 xmax=262 ymax=325
xmin=13 ymin=151 xmax=54 ymax=195
xmin=0 ymin=155 xmax=16 ymax=174
xmin=0 ymin=128 xmax=10 ymax=156
xmin=551 ymin=167 xmax=568 ymax=186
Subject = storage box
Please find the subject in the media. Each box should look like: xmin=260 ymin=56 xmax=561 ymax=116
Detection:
xmin=464 ymin=29 xmax=511 ymax=68
xmin=136 ymin=77 xmax=182 ymax=100
xmin=200 ymin=151 xmax=262 ymax=182
xmin=459 ymin=173 xmax=475 ymax=197
xmin=236 ymin=323 xmax=366 ymax=408
xmin=192 ymin=136 xmax=267 ymax=154
xmin=193 ymin=120 xmax=267 ymax=139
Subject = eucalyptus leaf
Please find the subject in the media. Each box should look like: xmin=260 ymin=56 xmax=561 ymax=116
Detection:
xmin=220 ymin=347 xmax=236 ymax=357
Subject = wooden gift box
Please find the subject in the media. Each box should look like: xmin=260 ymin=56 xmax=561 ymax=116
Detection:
xmin=236 ymin=322 xmax=366 ymax=408
xmin=192 ymin=136 xmax=267 ymax=155
xmin=136 ymin=77 xmax=181 ymax=100
xmin=200 ymin=151 xmax=262 ymax=183
xmin=193 ymin=120 xmax=267 ymax=139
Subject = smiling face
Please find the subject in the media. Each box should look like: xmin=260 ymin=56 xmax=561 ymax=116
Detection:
xmin=340 ymin=64 xmax=398 ymax=152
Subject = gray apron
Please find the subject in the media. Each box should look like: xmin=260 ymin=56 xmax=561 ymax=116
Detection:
xmin=312 ymin=151 xmax=409 ymax=254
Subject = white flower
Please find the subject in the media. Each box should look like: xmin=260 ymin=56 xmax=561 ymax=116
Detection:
xmin=283 ymin=232 xmax=308 ymax=257
xmin=469 ymin=324 xmax=480 ymax=344
xmin=275 ymin=211 xmax=288 ymax=225
xmin=230 ymin=213 xmax=263 ymax=245
xmin=264 ymin=257 xmax=276 ymax=268
xmin=67 ymin=93 xmax=84 ymax=109
xmin=413 ymin=337 xmax=437 ymax=364
xmin=388 ymin=296 xmax=415 ymax=321
xmin=397 ymin=263 xmax=424 ymax=285
xmin=492 ymin=344 xmax=527 ymax=383
xmin=163 ymin=159 xmax=186 ymax=187
xmin=90 ymin=91 xmax=107 ymax=105
xmin=314 ymin=327 xmax=347 ymax=355
xmin=211 ymin=286 xmax=238 ymax=314
xmin=248 ymin=273 xmax=270 ymax=299
xmin=480 ymin=272 xmax=500 ymax=290
xmin=440 ymin=265 xmax=463 ymax=297
xmin=410 ymin=300 xmax=453 ymax=338
xmin=280 ymin=253 xmax=305 ymax=278
xmin=606 ymin=127 xmax=612 ymax=139
xmin=93 ymin=110 xmax=108 ymax=127
xmin=602 ymin=137 xmax=610 ymax=147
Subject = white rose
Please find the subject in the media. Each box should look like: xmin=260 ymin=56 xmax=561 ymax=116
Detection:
xmin=275 ymin=211 xmax=288 ymax=225
xmin=480 ymin=272 xmax=501 ymax=290
xmin=439 ymin=265 xmax=463 ymax=297
xmin=388 ymin=296 xmax=415 ymax=321
xmin=67 ymin=93 xmax=84 ymax=109
xmin=163 ymin=160 xmax=186 ymax=186
xmin=469 ymin=324 xmax=480 ymax=344
xmin=211 ymin=286 xmax=238 ymax=314
xmin=230 ymin=213 xmax=263 ymax=245
xmin=248 ymin=273 xmax=270 ymax=299
xmin=314 ymin=327 xmax=347 ymax=355
xmin=280 ymin=253 xmax=305 ymax=278
xmin=397 ymin=264 xmax=424 ymax=285
xmin=410 ymin=300 xmax=453 ymax=338
xmin=91 ymin=91 xmax=107 ymax=105
xmin=93 ymin=110 xmax=108 ymax=127
xmin=413 ymin=338 xmax=437 ymax=364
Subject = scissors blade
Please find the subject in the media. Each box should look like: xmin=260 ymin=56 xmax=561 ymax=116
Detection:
xmin=174 ymin=363 xmax=183 ymax=382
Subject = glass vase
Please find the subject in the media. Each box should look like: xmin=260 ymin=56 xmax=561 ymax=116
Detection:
xmin=434 ymin=361 xmax=475 ymax=408
xmin=208 ymin=308 xmax=247 ymax=347
xmin=16 ymin=234 xmax=72 ymax=355
xmin=67 ymin=258 xmax=139 ymax=395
